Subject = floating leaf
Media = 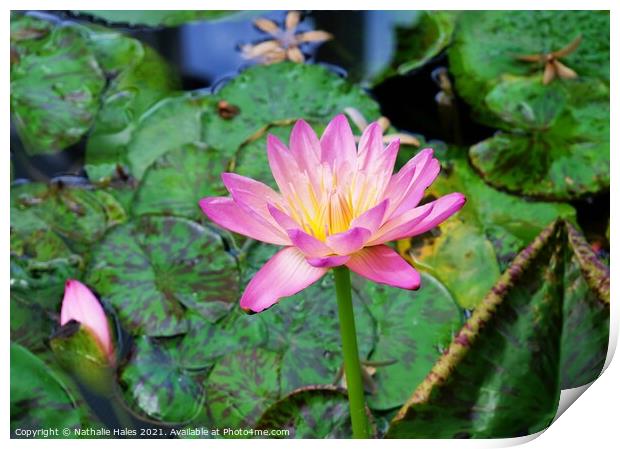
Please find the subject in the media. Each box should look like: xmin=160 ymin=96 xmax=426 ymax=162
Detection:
xmin=388 ymin=222 xmax=565 ymax=438
xmin=356 ymin=273 xmax=462 ymax=410
xmin=256 ymin=386 xmax=361 ymax=438
xmin=11 ymin=343 xmax=86 ymax=436
xmin=470 ymin=78 xmax=609 ymax=200
xmin=75 ymin=10 xmax=237 ymax=27
xmin=86 ymin=216 xmax=239 ymax=336
xmin=84 ymin=26 xmax=179 ymax=182
xmin=126 ymin=92 xmax=211 ymax=180
xmin=133 ymin=143 xmax=228 ymax=220
xmin=10 ymin=13 xmax=106 ymax=154
xmin=119 ymin=336 xmax=204 ymax=424
xmin=374 ymin=11 xmax=458 ymax=83
xmin=203 ymin=348 xmax=281 ymax=429
xmin=178 ymin=309 xmax=268 ymax=370
xmin=399 ymin=149 xmax=575 ymax=308
xmin=203 ymin=62 xmax=382 ymax=156
xmin=10 ymin=291 xmax=56 ymax=355
xmin=448 ymin=11 xmax=610 ymax=121
xmin=10 ymin=181 xmax=127 ymax=254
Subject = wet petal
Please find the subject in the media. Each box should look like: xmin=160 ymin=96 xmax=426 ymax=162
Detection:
xmin=240 ymin=247 xmax=327 ymax=312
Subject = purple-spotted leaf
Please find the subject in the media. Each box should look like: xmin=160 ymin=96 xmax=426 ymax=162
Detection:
xmin=119 ymin=336 xmax=204 ymax=424
xmin=355 ymin=273 xmax=462 ymax=410
xmin=202 ymin=348 xmax=281 ymax=429
xmin=85 ymin=216 xmax=240 ymax=336
xmin=256 ymin=386 xmax=374 ymax=438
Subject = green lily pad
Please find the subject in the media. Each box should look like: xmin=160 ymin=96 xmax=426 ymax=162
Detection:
xmin=203 ymin=348 xmax=281 ymax=429
xmin=203 ymin=62 xmax=382 ymax=156
xmin=132 ymin=143 xmax=228 ymax=220
xmin=178 ymin=309 xmax=268 ymax=370
xmin=11 ymin=343 xmax=87 ymax=436
xmin=470 ymin=78 xmax=609 ymax=200
xmin=85 ymin=216 xmax=239 ymax=336
xmin=10 ymin=181 xmax=127 ymax=254
xmin=120 ymin=336 xmax=204 ymax=424
xmin=448 ymin=11 xmax=610 ymax=121
xmin=10 ymin=14 xmax=106 ymax=154
xmin=388 ymin=222 xmax=565 ymax=438
xmin=399 ymin=148 xmax=575 ymax=308
xmin=126 ymin=92 xmax=212 ymax=180
xmin=255 ymin=386 xmax=359 ymax=438
xmin=10 ymin=291 xmax=56 ymax=355
xmin=560 ymin=222 xmax=609 ymax=389
xmin=240 ymin=242 xmax=376 ymax=395
xmin=374 ymin=11 xmax=458 ymax=83
xmin=75 ymin=10 xmax=237 ymax=27
xmin=356 ymin=273 xmax=462 ymax=410
xmin=84 ymin=26 xmax=179 ymax=182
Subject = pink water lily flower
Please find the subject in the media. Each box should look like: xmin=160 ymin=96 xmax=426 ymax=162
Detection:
xmin=200 ymin=115 xmax=465 ymax=312
xmin=61 ymin=280 xmax=114 ymax=362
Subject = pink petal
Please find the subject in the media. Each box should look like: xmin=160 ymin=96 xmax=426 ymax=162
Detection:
xmin=401 ymin=192 xmax=466 ymax=237
xmin=240 ymin=247 xmax=327 ymax=312
xmin=326 ymin=227 xmax=372 ymax=255
xmin=222 ymin=173 xmax=287 ymax=229
xmin=267 ymin=203 xmax=300 ymax=231
xmin=367 ymin=203 xmax=434 ymax=245
xmin=384 ymin=148 xmax=437 ymax=218
xmin=350 ymin=199 xmax=389 ymax=234
xmin=267 ymin=134 xmax=300 ymax=196
xmin=319 ymin=114 xmax=357 ymax=170
xmin=290 ymin=120 xmax=321 ymax=188
xmin=345 ymin=245 xmax=421 ymax=290
xmin=370 ymin=192 xmax=466 ymax=244
xmin=357 ymin=122 xmax=384 ymax=170
xmin=199 ymin=197 xmax=289 ymax=245
xmin=61 ymin=280 xmax=113 ymax=360
xmin=287 ymin=228 xmax=332 ymax=258
xmin=306 ymin=254 xmax=350 ymax=268
xmin=392 ymin=158 xmax=440 ymax=218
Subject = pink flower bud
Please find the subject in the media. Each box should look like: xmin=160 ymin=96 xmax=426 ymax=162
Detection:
xmin=60 ymin=280 xmax=113 ymax=362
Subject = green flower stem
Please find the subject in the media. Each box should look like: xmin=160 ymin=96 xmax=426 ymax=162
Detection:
xmin=333 ymin=266 xmax=371 ymax=439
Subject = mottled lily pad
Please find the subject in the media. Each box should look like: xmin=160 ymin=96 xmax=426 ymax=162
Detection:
xmin=75 ymin=10 xmax=237 ymax=27
xmin=388 ymin=222 xmax=565 ymax=438
xmin=132 ymin=143 xmax=228 ymax=220
xmin=356 ymin=273 xmax=462 ymax=410
xmin=84 ymin=26 xmax=179 ymax=182
xmin=399 ymin=148 xmax=575 ymax=308
xmin=255 ymin=386 xmax=360 ymax=438
xmin=240 ymin=242 xmax=376 ymax=395
xmin=120 ymin=336 xmax=204 ymax=424
xmin=178 ymin=309 xmax=268 ymax=370
xmin=10 ymin=13 xmax=106 ymax=154
xmin=203 ymin=62 xmax=382 ymax=156
xmin=126 ymin=92 xmax=212 ymax=180
xmin=203 ymin=348 xmax=281 ymax=429
xmin=85 ymin=216 xmax=239 ymax=336
xmin=470 ymin=78 xmax=609 ymax=200
xmin=11 ymin=343 xmax=86 ymax=436
xmin=10 ymin=181 xmax=127 ymax=254
xmin=448 ymin=11 xmax=610 ymax=121
xmin=374 ymin=11 xmax=458 ymax=83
